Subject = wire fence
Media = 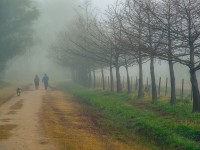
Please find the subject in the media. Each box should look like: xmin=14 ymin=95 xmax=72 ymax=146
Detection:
xmin=94 ymin=75 xmax=193 ymax=100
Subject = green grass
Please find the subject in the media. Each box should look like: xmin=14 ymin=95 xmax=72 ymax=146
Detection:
xmin=60 ymin=82 xmax=200 ymax=150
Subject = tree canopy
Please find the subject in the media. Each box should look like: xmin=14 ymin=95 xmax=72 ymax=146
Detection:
xmin=0 ymin=0 xmax=39 ymax=71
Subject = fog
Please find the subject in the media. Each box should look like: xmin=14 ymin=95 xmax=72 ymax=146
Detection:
xmin=4 ymin=0 xmax=80 ymax=82
xmin=2 ymin=0 xmax=195 ymax=87
xmin=3 ymin=0 xmax=118 ymax=82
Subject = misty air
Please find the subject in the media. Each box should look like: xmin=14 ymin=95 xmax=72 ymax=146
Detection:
xmin=0 ymin=0 xmax=200 ymax=150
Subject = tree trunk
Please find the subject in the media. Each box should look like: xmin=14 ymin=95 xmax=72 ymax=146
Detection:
xmin=150 ymin=56 xmax=157 ymax=102
xmin=125 ymin=57 xmax=131 ymax=93
xmin=125 ymin=65 xmax=131 ymax=94
xmin=167 ymin=11 xmax=176 ymax=105
xmin=138 ymin=56 xmax=144 ymax=98
xmin=79 ymin=65 xmax=88 ymax=87
xmin=188 ymin=13 xmax=200 ymax=112
xmin=131 ymin=76 xmax=133 ymax=91
xmin=138 ymin=13 xmax=143 ymax=98
xmin=135 ymin=76 xmax=138 ymax=91
xmin=169 ymin=60 xmax=176 ymax=105
xmin=101 ymin=65 xmax=105 ymax=90
xmin=165 ymin=77 xmax=168 ymax=96
xmin=116 ymin=65 xmax=122 ymax=93
xmin=190 ymin=70 xmax=200 ymax=112
xmin=147 ymin=12 xmax=157 ymax=102
xmin=158 ymin=77 xmax=161 ymax=96
xmin=110 ymin=63 xmax=114 ymax=92
xmin=93 ymin=70 xmax=96 ymax=89
xmin=88 ymin=67 xmax=92 ymax=88
xmin=71 ymin=69 xmax=76 ymax=82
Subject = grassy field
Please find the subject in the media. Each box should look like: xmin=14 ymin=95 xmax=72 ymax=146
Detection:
xmin=60 ymin=82 xmax=200 ymax=150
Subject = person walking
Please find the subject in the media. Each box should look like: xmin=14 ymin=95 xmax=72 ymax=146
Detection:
xmin=42 ymin=73 xmax=49 ymax=90
xmin=34 ymin=75 xmax=40 ymax=90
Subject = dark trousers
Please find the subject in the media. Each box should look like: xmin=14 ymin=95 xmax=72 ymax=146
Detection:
xmin=34 ymin=82 xmax=39 ymax=89
xmin=44 ymin=83 xmax=48 ymax=90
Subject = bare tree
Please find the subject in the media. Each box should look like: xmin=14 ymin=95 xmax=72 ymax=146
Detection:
xmin=104 ymin=4 xmax=128 ymax=93
xmin=172 ymin=0 xmax=200 ymax=112
xmin=142 ymin=0 xmax=160 ymax=102
xmin=121 ymin=0 xmax=148 ymax=98
xmin=147 ymin=0 xmax=200 ymax=111
xmin=145 ymin=0 xmax=177 ymax=104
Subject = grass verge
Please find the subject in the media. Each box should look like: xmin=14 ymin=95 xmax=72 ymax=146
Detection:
xmin=60 ymin=82 xmax=200 ymax=150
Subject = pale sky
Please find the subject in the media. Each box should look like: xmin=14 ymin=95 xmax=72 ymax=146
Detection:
xmin=90 ymin=0 xmax=116 ymax=11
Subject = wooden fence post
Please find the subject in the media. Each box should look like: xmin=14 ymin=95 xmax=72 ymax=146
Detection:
xmin=131 ymin=76 xmax=133 ymax=91
xmin=108 ymin=76 xmax=110 ymax=89
xmin=182 ymin=79 xmax=184 ymax=98
xmin=123 ymin=76 xmax=125 ymax=89
xmin=179 ymin=88 xmax=181 ymax=97
xmin=135 ymin=76 xmax=138 ymax=91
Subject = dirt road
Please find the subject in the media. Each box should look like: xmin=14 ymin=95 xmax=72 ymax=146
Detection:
xmin=0 ymin=86 xmax=56 ymax=150
xmin=0 ymin=86 xmax=150 ymax=150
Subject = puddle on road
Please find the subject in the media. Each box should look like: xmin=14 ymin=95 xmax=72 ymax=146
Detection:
xmin=0 ymin=118 xmax=12 ymax=122
xmin=6 ymin=100 xmax=24 ymax=115
xmin=7 ymin=111 xmax=17 ymax=115
xmin=9 ymin=99 xmax=24 ymax=110
xmin=0 ymin=124 xmax=17 ymax=140
xmin=39 ymin=138 xmax=49 ymax=145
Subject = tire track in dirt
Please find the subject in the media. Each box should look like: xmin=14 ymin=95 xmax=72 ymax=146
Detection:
xmin=41 ymin=90 xmax=150 ymax=150
xmin=0 ymin=86 xmax=57 ymax=150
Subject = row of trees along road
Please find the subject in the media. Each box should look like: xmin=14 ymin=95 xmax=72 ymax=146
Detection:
xmin=0 ymin=0 xmax=39 ymax=74
xmin=53 ymin=0 xmax=200 ymax=112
